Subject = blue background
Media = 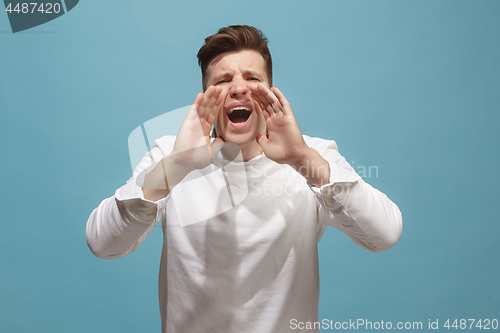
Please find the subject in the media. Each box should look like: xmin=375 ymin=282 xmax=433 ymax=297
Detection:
xmin=1 ymin=0 xmax=499 ymax=332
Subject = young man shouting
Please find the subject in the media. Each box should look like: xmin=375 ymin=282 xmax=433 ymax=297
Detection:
xmin=87 ymin=25 xmax=402 ymax=333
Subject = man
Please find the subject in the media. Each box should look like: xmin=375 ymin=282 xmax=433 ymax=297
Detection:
xmin=87 ymin=25 xmax=402 ymax=332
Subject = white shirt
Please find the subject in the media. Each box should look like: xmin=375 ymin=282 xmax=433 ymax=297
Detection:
xmin=86 ymin=135 xmax=402 ymax=333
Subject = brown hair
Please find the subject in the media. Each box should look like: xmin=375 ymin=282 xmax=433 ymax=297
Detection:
xmin=197 ymin=25 xmax=272 ymax=91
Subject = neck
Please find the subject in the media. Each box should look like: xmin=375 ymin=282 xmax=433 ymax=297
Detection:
xmin=239 ymin=139 xmax=264 ymax=162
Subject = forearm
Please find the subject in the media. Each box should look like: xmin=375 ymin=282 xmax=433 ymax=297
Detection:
xmin=302 ymin=135 xmax=402 ymax=252
xmin=86 ymin=193 xmax=158 ymax=259
xmin=290 ymin=147 xmax=331 ymax=188
xmin=86 ymin=138 xmax=174 ymax=259
xmin=321 ymin=179 xmax=402 ymax=252
xmin=142 ymin=155 xmax=192 ymax=202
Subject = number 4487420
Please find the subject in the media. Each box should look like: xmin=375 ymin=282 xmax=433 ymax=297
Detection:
xmin=444 ymin=319 xmax=499 ymax=330
xmin=5 ymin=3 xmax=61 ymax=14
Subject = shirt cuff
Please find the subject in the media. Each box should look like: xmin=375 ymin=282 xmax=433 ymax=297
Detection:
xmin=309 ymin=159 xmax=361 ymax=211
xmin=115 ymin=176 xmax=169 ymax=223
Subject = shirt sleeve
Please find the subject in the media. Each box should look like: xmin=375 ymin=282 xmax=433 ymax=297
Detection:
xmin=304 ymin=135 xmax=403 ymax=252
xmin=85 ymin=136 xmax=175 ymax=259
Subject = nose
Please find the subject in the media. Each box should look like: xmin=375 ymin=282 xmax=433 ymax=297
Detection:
xmin=228 ymin=78 xmax=249 ymax=97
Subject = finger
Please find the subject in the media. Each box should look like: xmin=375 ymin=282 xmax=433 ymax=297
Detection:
xmin=188 ymin=92 xmax=204 ymax=121
xmin=214 ymin=86 xmax=224 ymax=107
xmin=258 ymin=84 xmax=283 ymax=113
xmin=249 ymin=85 xmax=268 ymax=106
xmin=250 ymin=85 xmax=276 ymax=116
xmin=195 ymin=88 xmax=210 ymax=120
xmin=252 ymin=84 xmax=279 ymax=115
xmin=271 ymin=86 xmax=292 ymax=114
xmin=193 ymin=91 xmax=204 ymax=109
xmin=205 ymin=86 xmax=221 ymax=110
xmin=206 ymin=87 xmax=225 ymax=126
xmin=250 ymin=89 xmax=268 ymax=114
xmin=200 ymin=86 xmax=217 ymax=119
xmin=253 ymin=97 xmax=270 ymax=121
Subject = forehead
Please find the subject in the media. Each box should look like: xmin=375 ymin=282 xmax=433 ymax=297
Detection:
xmin=206 ymin=50 xmax=266 ymax=81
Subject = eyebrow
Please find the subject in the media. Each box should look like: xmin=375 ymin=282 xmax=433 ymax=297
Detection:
xmin=244 ymin=69 xmax=263 ymax=78
xmin=212 ymin=71 xmax=232 ymax=82
xmin=211 ymin=69 xmax=264 ymax=83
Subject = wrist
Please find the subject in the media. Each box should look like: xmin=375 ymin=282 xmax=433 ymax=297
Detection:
xmin=290 ymin=148 xmax=330 ymax=188
xmin=288 ymin=147 xmax=314 ymax=171
xmin=162 ymin=154 xmax=194 ymax=188
xmin=142 ymin=154 xmax=193 ymax=202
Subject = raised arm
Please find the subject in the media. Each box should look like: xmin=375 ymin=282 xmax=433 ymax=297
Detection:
xmin=86 ymin=141 xmax=171 ymax=259
xmin=86 ymin=86 xmax=226 ymax=259
xmin=306 ymin=137 xmax=402 ymax=252
xmin=249 ymin=84 xmax=402 ymax=252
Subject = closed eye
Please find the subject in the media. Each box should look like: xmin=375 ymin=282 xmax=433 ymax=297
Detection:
xmin=215 ymin=80 xmax=229 ymax=85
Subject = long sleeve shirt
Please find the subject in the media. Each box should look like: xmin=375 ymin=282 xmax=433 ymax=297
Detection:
xmin=86 ymin=135 xmax=402 ymax=333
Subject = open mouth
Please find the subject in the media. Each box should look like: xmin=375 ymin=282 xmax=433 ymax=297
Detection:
xmin=228 ymin=106 xmax=252 ymax=124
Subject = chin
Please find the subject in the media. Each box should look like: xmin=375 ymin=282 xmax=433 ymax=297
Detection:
xmin=217 ymin=119 xmax=264 ymax=145
xmin=223 ymin=132 xmax=257 ymax=146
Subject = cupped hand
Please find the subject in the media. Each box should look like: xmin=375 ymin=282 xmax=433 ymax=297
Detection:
xmin=143 ymin=87 xmax=227 ymax=199
xmin=171 ymin=85 xmax=226 ymax=171
xmin=250 ymin=84 xmax=309 ymax=166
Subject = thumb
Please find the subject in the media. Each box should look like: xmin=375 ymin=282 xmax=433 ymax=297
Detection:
xmin=209 ymin=137 xmax=225 ymax=161
xmin=256 ymin=133 xmax=269 ymax=149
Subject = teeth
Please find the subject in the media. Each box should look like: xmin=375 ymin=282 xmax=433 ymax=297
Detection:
xmin=228 ymin=106 xmax=251 ymax=114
